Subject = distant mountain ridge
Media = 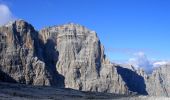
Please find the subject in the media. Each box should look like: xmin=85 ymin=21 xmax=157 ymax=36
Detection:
xmin=0 ymin=20 xmax=170 ymax=97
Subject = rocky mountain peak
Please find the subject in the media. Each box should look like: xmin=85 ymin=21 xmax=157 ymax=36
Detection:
xmin=0 ymin=20 xmax=170 ymax=97
xmin=40 ymin=23 xmax=97 ymax=44
xmin=0 ymin=20 xmax=52 ymax=85
xmin=13 ymin=19 xmax=35 ymax=33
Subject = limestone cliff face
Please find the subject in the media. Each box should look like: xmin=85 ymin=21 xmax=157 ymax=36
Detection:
xmin=145 ymin=65 xmax=170 ymax=96
xmin=40 ymin=23 xmax=128 ymax=94
xmin=0 ymin=20 xmax=52 ymax=85
xmin=0 ymin=20 xmax=128 ymax=94
xmin=0 ymin=20 xmax=170 ymax=97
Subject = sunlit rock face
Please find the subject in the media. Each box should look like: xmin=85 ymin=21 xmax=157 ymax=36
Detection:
xmin=145 ymin=64 xmax=170 ymax=96
xmin=40 ymin=23 xmax=128 ymax=94
xmin=0 ymin=20 xmax=52 ymax=85
xmin=0 ymin=20 xmax=128 ymax=94
xmin=0 ymin=20 xmax=170 ymax=97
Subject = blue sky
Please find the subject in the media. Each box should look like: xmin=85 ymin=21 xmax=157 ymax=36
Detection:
xmin=0 ymin=0 xmax=170 ymax=63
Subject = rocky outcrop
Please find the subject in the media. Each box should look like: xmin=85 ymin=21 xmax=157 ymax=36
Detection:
xmin=118 ymin=64 xmax=170 ymax=97
xmin=0 ymin=20 xmax=52 ymax=85
xmin=145 ymin=65 xmax=170 ymax=96
xmin=40 ymin=23 xmax=128 ymax=94
xmin=0 ymin=20 xmax=170 ymax=97
xmin=0 ymin=20 xmax=128 ymax=94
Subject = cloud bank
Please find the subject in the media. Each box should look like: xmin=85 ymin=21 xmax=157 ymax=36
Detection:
xmin=0 ymin=4 xmax=14 ymax=26
xmin=128 ymin=52 xmax=169 ymax=73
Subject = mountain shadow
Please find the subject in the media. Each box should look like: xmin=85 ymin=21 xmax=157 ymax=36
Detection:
xmin=0 ymin=69 xmax=17 ymax=83
xmin=43 ymin=38 xmax=65 ymax=88
xmin=116 ymin=66 xmax=148 ymax=95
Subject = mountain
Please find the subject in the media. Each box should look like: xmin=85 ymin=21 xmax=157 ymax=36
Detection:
xmin=145 ymin=65 xmax=170 ymax=96
xmin=0 ymin=20 xmax=170 ymax=97
xmin=0 ymin=20 xmax=53 ymax=85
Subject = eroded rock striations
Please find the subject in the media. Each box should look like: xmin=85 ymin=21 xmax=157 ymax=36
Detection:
xmin=0 ymin=20 xmax=128 ymax=94
xmin=0 ymin=20 xmax=54 ymax=85
xmin=40 ymin=23 xmax=128 ymax=94
xmin=0 ymin=20 xmax=170 ymax=97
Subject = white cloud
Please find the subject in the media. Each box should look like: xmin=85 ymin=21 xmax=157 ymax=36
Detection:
xmin=153 ymin=61 xmax=168 ymax=68
xmin=0 ymin=4 xmax=14 ymax=26
xmin=128 ymin=52 xmax=153 ymax=73
xmin=127 ymin=51 xmax=170 ymax=73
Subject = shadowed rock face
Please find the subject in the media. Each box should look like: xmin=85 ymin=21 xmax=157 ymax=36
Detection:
xmin=116 ymin=66 xmax=148 ymax=95
xmin=118 ymin=64 xmax=170 ymax=97
xmin=0 ymin=20 xmax=170 ymax=97
xmin=0 ymin=69 xmax=17 ymax=83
